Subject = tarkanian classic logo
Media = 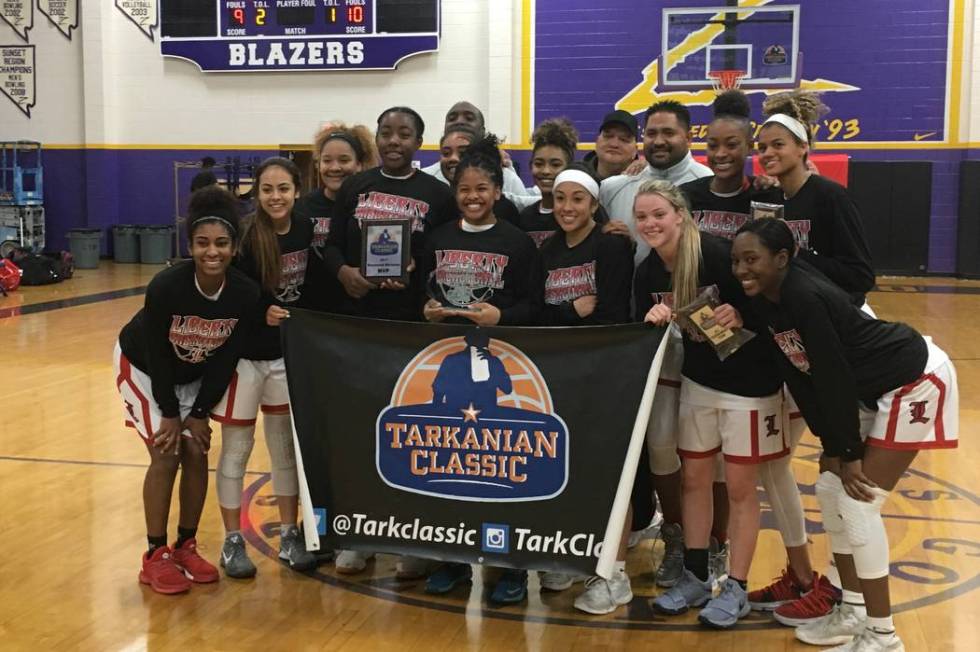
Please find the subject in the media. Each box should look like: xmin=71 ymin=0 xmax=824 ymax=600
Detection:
xmin=369 ymin=228 xmax=400 ymax=257
xmin=376 ymin=331 xmax=569 ymax=502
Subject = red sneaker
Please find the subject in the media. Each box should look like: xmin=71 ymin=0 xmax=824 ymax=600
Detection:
xmin=774 ymin=574 xmax=841 ymax=627
xmin=748 ymin=566 xmax=810 ymax=610
xmin=172 ymin=538 xmax=219 ymax=583
xmin=139 ymin=546 xmax=192 ymax=595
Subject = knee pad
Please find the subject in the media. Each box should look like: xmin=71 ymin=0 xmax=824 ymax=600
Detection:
xmin=648 ymin=443 xmax=681 ymax=475
xmin=838 ymin=488 xmax=890 ymax=580
xmin=216 ymin=424 xmax=256 ymax=508
xmin=815 ymin=471 xmax=851 ymax=555
xmin=760 ymin=457 xmax=807 ymax=548
xmin=263 ymin=413 xmax=299 ymax=496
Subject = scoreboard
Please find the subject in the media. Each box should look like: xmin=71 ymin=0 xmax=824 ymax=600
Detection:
xmin=159 ymin=1 xmax=440 ymax=72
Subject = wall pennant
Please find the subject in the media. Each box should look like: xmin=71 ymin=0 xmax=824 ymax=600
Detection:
xmin=38 ymin=0 xmax=78 ymax=39
xmin=0 ymin=44 xmax=36 ymax=117
xmin=0 ymin=0 xmax=33 ymax=42
xmin=115 ymin=0 xmax=156 ymax=41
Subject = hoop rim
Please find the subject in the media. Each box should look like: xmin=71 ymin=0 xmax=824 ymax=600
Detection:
xmin=708 ymin=69 xmax=748 ymax=91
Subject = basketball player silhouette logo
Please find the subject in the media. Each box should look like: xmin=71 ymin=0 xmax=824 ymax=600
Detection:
xmin=432 ymin=331 xmax=512 ymax=414
xmin=376 ymin=330 xmax=570 ymax=501
xmin=369 ymin=228 xmax=400 ymax=257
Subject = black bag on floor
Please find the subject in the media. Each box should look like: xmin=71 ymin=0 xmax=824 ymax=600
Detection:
xmin=6 ymin=248 xmax=67 ymax=286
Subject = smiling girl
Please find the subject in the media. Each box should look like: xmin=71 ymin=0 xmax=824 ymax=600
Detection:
xmin=324 ymin=106 xmax=457 ymax=321
xmin=517 ymin=119 xmax=580 ymax=248
xmin=732 ymin=219 xmax=958 ymax=652
xmin=297 ymin=123 xmax=377 ymax=312
xmin=421 ymin=135 xmax=543 ymax=604
xmin=210 ymin=157 xmax=317 ymax=577
xmin=115 ymin=186 xmax=261 ymax=594
xmin=757 ymin=91 xmax=874 ymax=305
xmin=633 ymin=180 xmax=784 ymax=630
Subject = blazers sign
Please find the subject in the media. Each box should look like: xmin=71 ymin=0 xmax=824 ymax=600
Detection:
xmin=282 ymin=312 xmax=665 ymax=575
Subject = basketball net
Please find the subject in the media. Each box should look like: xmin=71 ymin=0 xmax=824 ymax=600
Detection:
xmin=708 ymin=69 xmax=747 ymax=93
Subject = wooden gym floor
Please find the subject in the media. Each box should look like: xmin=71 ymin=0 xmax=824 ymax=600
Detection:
xmin=2 ymin=263 xmax=978 ymax=651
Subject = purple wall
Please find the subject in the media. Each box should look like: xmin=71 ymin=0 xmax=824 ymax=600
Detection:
xmin=40 ymin=145 xmax=973 ymax=274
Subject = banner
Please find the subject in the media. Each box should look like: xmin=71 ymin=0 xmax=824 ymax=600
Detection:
xmin=282 ymin=311 xmax=666 ymax=576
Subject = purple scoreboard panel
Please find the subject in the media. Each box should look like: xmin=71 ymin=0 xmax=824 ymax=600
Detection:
xmin=159 ymin=0 xmax=440 ymax=72
xmin=534 ymin=0 xmax=952 ymax=145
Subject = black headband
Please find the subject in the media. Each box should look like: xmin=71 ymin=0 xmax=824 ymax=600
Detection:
xmin=322 ymin=132 xmax=364 ymax=160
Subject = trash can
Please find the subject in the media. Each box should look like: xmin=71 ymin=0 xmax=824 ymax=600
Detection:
xmin=112 ymin=224 xmax=140 ymax=263
xmin=67 ymin=228 xmax=102 ymax=269
xmin=139 ymin=226 xmax=173 ymax=264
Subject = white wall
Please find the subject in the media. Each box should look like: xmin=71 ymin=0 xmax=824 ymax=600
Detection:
xmin=0 ymin=0 xmax=527 ymax=148
xmin=967 ymin=0 xmax=980 ymax=143
xmin=0 ymin=2 xmax=84 ymax=143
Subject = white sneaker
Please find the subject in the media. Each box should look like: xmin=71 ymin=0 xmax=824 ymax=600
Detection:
xmin=335 ymin=549 xmax=373 ymax=574
xmin=573 ymin=574 xmax=633 ymax=615
xmin=827 ymin=628 xmax=905 ymax=652
xmin=539 ymin=571 xmax=585 ymax=591
xmin=395 ymin=555 xmax=430 ymax=580
xmin=627 ymin=510 xmax=664 ymax=548
xmin=796 ymin=602 xmax=867 ymax=646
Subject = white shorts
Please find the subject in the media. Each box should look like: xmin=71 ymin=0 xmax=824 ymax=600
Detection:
xmin=678 ymin=378 xmax=789 ymax=465
xmin=114 ymin=342 xmax=198 ymax=443
xmin=782 ymin=387 xmax=807 ymax=449
xmin=646 ymin=327 xmax=683 ymax=452
xmin=211 ymin=358 xmax=290 ymax=425
xmin=861 ymin=338 xmax=958 ymax=451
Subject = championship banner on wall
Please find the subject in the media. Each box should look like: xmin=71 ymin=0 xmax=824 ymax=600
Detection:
xmin=282 ymin=311 xmax=667 ymax=576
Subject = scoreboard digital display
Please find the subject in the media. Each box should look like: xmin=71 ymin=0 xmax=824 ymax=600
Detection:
xmin=160 ymin=1 xmax=440 ymax=72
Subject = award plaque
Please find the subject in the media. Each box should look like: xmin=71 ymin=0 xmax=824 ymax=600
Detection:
xmin=361 ymin=219 xmax=411 ymax=284
xmin=674 ymin=287 xmax=756 ymax=361
xmin=750 ymin=201 xmax=785 ymax=221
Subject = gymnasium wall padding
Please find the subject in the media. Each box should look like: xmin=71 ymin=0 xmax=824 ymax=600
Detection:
xmin=957 ymin=161 xmax=980 ymax=278
xmin=849 ymin=161 xmax=932 ymax=276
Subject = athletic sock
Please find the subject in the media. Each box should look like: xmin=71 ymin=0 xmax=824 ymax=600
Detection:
xmin=867 ymin=615 xmax=895 ymax=634
xmin=730 ymin=576 xmax=748 ymax=590
xmin=147 ymin=534 xmax=167 ymax=553
xmin=175 ymin=526 xmax=197 ymax=548
xmin=684 ymin=548 xmax=709 ymax=582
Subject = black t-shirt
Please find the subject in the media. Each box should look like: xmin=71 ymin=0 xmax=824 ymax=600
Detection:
xmin=681 ymin=176 xmax=781 ymax=240
xmin=779 ymin=174 xmax=875 ymax=300
xmin=236 ymin=212 xmax=314 ymax=359
xmin=325 ymin=168 xmax=457 ymax=320
xmin=540 ymin=226 xmax=633 ymax=325
xmin=422 ymin=219 xmax=543 ymax=326
xmin=752 ymin=261 xmax=927 ymax=461
xmin=118 ymin=261 xmax=262 ymax=419
xmin=633 ymin=233 xmax=781 ymax=397
xmin=516 ymin=200 xmax=611 ymax=249
xmin=295 ymin=189 xmax=344 ymax=312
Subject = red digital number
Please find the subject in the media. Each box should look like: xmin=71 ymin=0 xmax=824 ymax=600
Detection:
xmin=232 ymin=8 xmax=245 ymax=26
xmin=348 ymin=6 xmax=364 ymax=23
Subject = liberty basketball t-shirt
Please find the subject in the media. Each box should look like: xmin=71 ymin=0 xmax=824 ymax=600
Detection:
xmin=325 ymin=168 xmax=456 ymax=320
xmin=422 ymin=219 xmax=543 ymax=326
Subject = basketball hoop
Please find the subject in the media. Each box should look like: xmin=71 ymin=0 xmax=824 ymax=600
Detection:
xmin=708 ymin=69 xmax=747 ymax=92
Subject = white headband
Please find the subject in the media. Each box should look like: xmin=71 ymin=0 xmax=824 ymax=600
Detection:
xmin=763 ymin=114 xmax=810 ymax=144
xmin=553 ymin=169 xmax=599 ymax=199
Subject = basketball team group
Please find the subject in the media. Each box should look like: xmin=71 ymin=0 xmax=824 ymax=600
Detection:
xmin=113 ymin=88 xmax=959 ymax=652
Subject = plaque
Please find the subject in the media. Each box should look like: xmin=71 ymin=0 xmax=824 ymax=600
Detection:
xmin=361 ymin=219 xmax=410 ymax=284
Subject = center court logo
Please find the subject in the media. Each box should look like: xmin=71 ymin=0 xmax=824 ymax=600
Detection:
xmin=376 ymin=331 xmax=570 ymax=502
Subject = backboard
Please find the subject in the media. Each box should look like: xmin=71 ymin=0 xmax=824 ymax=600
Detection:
xmin=658 ymin=4 xmax=801 ymax=90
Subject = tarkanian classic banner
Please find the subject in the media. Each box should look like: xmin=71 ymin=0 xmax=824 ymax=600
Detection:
xmin=282 ymin=311 xmax=665 ymax=576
